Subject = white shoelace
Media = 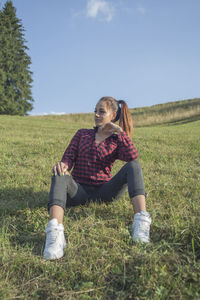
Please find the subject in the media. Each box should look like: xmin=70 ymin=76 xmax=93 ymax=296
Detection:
xmin=46 ymin=228 xmax=60 ymax=245
xmin=134 ymin=222 xmax=148 ymax=235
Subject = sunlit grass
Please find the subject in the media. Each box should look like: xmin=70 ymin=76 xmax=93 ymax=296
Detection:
xmin=0 ymin=109 xmax=199 ymax=299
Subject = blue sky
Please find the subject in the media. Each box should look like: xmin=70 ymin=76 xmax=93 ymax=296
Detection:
xmin=5 ymin=0 xmax=200 ymax=115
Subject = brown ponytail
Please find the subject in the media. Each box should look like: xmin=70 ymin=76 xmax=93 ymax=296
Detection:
xmin=98 ymin=97 xmax=133 ymax=138
xmin=118 ymin=100 xmax=133 ymax=138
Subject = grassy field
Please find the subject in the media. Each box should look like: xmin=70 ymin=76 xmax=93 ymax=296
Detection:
xmin=0 ymin=101 xmax=200 ymax=299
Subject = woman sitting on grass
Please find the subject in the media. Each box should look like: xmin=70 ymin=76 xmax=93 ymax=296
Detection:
xmin=43 ymin=96 xmax=152 ymax=260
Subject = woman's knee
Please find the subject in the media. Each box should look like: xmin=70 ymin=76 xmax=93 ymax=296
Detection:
xmin=125 ymin=160 xmax=144 ymax=180
xmin=51 ymin=174 xmax=72 ymax=185
xmin=125 ymin=160 xmax=141 ymax=170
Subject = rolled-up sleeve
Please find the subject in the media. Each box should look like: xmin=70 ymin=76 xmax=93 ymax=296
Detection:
xmin=61 ymin=130 xmax=81 ymax=170
xmin=116 ymin=131 xmax=138 ymax=161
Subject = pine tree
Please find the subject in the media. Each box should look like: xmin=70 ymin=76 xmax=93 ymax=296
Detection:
xmin=0 ymin=1 xmax=34 ymax=115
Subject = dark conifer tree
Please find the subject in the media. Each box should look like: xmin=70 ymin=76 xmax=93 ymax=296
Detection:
xmin=0 ymin=1 xmax=34 ymax=115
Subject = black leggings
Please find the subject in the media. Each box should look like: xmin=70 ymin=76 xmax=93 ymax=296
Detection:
xmin=48 ymin=160 xmax=145 ymax=211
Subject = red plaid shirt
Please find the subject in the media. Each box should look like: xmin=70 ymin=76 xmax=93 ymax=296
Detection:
xmin=61 ymin=128 xmax=138 ymax=185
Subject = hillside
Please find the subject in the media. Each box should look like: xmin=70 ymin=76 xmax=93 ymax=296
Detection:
xmin=0 ymin=100 xmax=199 ymax=299
xmin=130 ymin=98 xmax=200 ymax=126
xmin=33 ymin=98 xmax=200 ymax=128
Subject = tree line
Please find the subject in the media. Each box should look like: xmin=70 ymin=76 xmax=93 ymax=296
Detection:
xmin=0 ymin=1 xmax=34 ymax=115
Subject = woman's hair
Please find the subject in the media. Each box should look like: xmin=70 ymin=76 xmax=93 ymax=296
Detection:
xmin=98 ymin=96 xmax=133 ymax=138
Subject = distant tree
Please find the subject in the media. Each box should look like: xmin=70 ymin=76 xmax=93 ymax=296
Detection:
xmin=0 ymin=1 xmax=34 ymax=115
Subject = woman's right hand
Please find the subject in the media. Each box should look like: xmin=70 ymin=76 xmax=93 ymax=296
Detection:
xmin=52 ymin=162 xmax=69 ymax=176
xmin=99 ymin=122 xmax=122 ymax=135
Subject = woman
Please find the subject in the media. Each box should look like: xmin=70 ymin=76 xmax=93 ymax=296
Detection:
xmin=43 ymin=97 xmax=151 ymax=260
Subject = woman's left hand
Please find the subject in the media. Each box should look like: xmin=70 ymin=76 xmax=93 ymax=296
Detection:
xmin=99 ymin=122 xmax=123 ymax=135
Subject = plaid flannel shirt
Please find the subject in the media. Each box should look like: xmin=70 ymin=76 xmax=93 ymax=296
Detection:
xmin=61 ymin=128 xmax=138 ymax=185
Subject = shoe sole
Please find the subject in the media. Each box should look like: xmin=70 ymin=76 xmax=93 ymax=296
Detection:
xmin=44 ymin=249 xmax=65 ymax=260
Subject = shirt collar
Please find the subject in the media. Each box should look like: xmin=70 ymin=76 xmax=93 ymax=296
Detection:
xmin=93 ymin=126 xmax=98 ymax=133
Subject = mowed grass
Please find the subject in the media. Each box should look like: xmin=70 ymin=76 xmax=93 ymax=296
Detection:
xmin=0 ymin=114 xmax=200 ymax=299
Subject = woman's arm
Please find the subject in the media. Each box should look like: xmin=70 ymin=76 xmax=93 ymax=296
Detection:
xmin=52 ymin=130 xmax=81 ymax=176
xmin=116 ymin=131 xmax=138 ymax=161
xmin=61 ymin=129 xmax=81 ymax=170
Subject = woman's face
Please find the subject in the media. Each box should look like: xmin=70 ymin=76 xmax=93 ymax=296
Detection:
xmin=94 ymin=101 xmax=116 ymax=127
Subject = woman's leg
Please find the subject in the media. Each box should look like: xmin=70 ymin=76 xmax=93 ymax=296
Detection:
xmin=94 ymin=160 xmax=151 ymax=242
xmin=94 ymin=160 xmax=145 ymax=203
xmin=48 ymin=174 xmax=89 ymax=222
xmin=131 ymin=195 xmax=146 ymax=213
xmin=50 ymin=205 xmax=64 ymax=224
xmin=44 ymin=174 xmax=89 ymax=260
xmin=48 ymin=174 xmax=77 ymax=225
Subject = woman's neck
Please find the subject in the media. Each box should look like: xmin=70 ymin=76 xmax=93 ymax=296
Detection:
xmin=95 ymin=129 xmax=111 ymax=145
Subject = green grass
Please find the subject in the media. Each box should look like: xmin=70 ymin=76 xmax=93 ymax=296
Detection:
xmin=0 ymin=112 xmax=200 ymax=299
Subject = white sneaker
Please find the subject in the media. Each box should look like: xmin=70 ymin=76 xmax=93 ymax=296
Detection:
xmin=132 ymin=210 xmax=151 ymax=243
xmin=43 ymin=218 xmax=67 ymax=260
